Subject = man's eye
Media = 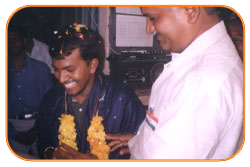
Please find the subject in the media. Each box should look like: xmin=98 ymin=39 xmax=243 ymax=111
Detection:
xmin=67 ymin=68 xmax=74 ymax=72
xmin=149 ymin=17 xmax=155 ymax=22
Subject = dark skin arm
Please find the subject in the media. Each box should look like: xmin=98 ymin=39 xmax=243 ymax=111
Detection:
xmin=52 ymin=143 xmax=97 ymax=159
xmin=105 ymin=133 xmax=135 ymax=155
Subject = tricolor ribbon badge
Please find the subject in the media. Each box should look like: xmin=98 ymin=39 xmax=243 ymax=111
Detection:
xmin=145 ymin=110 xmax=158 ymax=131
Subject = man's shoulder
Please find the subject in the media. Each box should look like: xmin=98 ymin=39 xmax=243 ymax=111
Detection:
xmin=28 ymin=56 xmax=50 ymax=70
xmin=103 ymin=76 xmax=137 ymax=103
xmin=33 ymin=38 xmax=49 ymax=49
xmin=103 ymin=74 xmax=132 ymax=93
xmin=183 ymin=53 xmax=242 ymax=96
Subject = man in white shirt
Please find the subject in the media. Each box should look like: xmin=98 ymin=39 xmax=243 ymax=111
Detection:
xmin=106 ymin=7 xmax=243 ymax=159
xmin=24 ymin=27 xmax=54 ymax=73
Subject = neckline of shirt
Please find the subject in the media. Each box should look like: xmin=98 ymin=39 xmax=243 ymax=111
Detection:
xmin=168 ymin=21 xmax=227 ymax=72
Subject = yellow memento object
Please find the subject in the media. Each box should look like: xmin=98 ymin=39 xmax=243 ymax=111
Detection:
xmin=58 ymin=114 xmax=78 ymax=151
xmin=87 ymin=115 xmax=110 ymax=159
xmin=72 ymin=23 xmax=88 ymax=32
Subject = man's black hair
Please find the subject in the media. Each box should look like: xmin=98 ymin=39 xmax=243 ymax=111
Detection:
xmin=204 ymin=7 xmax=218 ymax=15
xmin=49 ymin=24 xmax=104 ymax=70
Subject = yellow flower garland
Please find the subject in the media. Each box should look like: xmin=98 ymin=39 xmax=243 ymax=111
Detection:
xmin=58 ymin=113 xmax=110 ymax=159
xmin=87 ymin=116 xmax=110 ymax=159
xmin=58 ymin=114 xmax=78 ymax=151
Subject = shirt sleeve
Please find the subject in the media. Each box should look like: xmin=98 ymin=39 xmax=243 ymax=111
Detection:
xmin=147 ymin=92 xmax=221 ymax=159
xmin=43 ymin=47 xmax=54 ymax=73
xmin=36 ymin=96 xmax=56 ymax=158
xmin=120 ymin=90 xmax=146 ymax=133
xmin=38 ymin=41 xmax=54 ymax=73
xmin=129 ymin=73 xmax=242 ymax=159
xmin=8 ymin=121 xmax=18 ymax=140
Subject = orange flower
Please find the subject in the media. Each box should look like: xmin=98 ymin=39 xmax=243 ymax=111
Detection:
xmin=87 ymin=115 xmax=110 ymax=159
xmin=58 ymin=114 xmax=78 ymax=151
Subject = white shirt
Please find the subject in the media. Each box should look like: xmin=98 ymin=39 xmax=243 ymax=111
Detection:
xmin=128 ymin=21 xmax=243 ymax=159
xmin=26 ymin=38 xmax=54 ymax=73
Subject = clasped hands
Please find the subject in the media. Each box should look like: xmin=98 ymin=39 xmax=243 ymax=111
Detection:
xmin=50 ymin=133 xmax=135 ymax=159
xmin=50 ymin=143 xmax=97 ymax=159
xmin=105 ymin=133 xmax=135 ymax=156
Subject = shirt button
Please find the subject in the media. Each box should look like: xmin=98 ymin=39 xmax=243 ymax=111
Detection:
xmin=79 ymin=108 xmax=83 ymax=112
xmin=18 ymin=97 xmax=22 ymax=101
xmin=113 ymin=116 xmax=117 ymax=119
xmin=17 ymin=85 xmax=21 ymax=88
xmin=17 ymin=73 xmax=20 ymax=76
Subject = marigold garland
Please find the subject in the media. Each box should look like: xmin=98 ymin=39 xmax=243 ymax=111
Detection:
xmin=58 ymin=114 xmax=78 ymax=151
xmin=87 ymin=116 xmax=110 ymax=159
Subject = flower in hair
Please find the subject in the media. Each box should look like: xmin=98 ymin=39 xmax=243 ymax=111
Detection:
xmin=76 ymin=32 xmax=84 ymax=40
xmin=65 ymin=29 xmax=69 ymax=35
xmin=72 ymin=23 xmax=88 ymax=32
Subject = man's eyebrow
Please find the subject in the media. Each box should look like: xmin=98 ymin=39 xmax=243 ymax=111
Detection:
xmin=52 ymin=64 xmax=74 ymax=70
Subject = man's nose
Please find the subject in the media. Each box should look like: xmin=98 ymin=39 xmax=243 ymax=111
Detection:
xmin=57 ymin=71 xmax=68 ymax=84
xmin=146 ymin=18 xmax=156 ymax=35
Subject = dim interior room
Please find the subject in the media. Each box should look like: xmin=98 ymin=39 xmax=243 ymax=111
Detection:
xmin=8 ymin=6 xmax=240 ymax=107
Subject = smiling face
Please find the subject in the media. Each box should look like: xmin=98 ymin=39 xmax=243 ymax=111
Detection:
xmin=141 ymin=7 xmax=189 ymax=53
xmin=53 ymin=48 xmax=98 ymax=103
xmin=141 ymin=7 xmax=207 ymax=53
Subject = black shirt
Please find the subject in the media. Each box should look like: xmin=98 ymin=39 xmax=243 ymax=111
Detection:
xmin=67 ymin=94 xmax=89 ymax=138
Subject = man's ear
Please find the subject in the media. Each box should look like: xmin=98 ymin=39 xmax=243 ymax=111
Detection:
xmin=184 ymin=7 xmax=200 ymax=24
xmin=90 ymin=58 xmax=99 ymax=74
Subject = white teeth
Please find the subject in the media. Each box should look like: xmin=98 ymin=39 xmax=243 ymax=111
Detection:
xmin=64 ymin=81 xmax=76 ymax=88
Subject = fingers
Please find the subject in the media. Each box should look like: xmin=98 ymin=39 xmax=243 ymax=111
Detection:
xmin=52 ymin=147 xmax=69 ymax=159
xmin=109 ymin=141 xmax=128 ymax=152
xmin=52 ymin=143 xmax=76 ymax=159
xmin=60 ymin=143 xmax=76 ymax=153
xmin=105 ymin=134 xmax=120 ymax=140
xmin=106 ymin=133 xmax=135 ymax=142
xmin=55 ymin=143 xmax=96 ymax=159
xmin=119 ymin=148 xmax=130 ymax=155
xmin=106 ymin=133 xmax=135 ymax=153
xmin=108 ymin=140 xmax=121 ymax=148
xmin=110 ymin=142 xmax=126 ymax=152
xmin=86 ymin=153 xmax=98 ymax=159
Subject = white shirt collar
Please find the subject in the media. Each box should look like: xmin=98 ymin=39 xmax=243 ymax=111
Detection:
xmin=169 ymin=21 xmax=227 ymax=71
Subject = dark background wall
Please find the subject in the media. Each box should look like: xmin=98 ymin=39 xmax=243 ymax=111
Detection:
xmin=9 ymin=7 xmax=100 ymax=47
xmin=9 ymin=7 xmax=240 ymax=49
xmin=9 ymin=7 xmax=62 ymax=45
